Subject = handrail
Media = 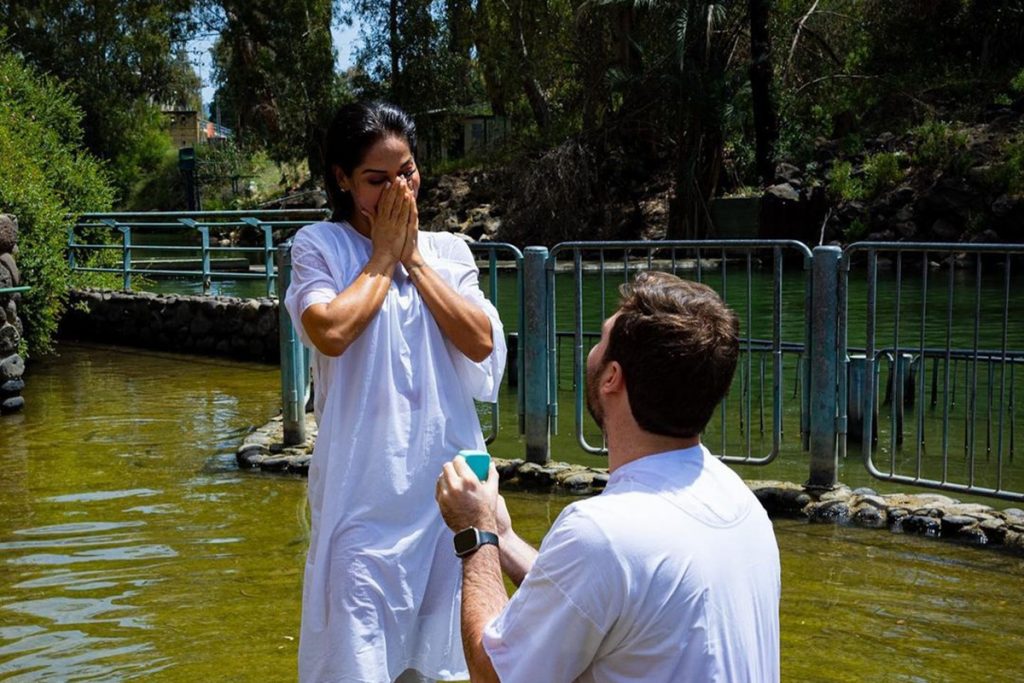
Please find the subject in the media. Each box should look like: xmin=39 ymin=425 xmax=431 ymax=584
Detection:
xmin=0 ymin=286 xmax=30 ymax=294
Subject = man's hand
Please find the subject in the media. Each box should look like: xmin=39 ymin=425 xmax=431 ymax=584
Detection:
xmin=436 ymin=455 xmax=499 ymax=532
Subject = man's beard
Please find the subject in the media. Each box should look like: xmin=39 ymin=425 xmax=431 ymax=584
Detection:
xmin=585 ymin=358 xmax=605 ymax=431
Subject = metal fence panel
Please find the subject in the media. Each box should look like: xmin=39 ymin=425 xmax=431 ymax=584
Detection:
xmin=842 ymin=242 xmax=1024 ymax=501
xmin=547 ymin=240 xmax=813 ymax=464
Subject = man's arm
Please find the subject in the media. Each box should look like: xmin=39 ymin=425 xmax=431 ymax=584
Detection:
xmin=436 ymin=458 xmax=506 ymax=682
xmin=460 ymin=545 xmax=507 ymax=683
xmin=493 ymin=495 xmax=538 ymax=587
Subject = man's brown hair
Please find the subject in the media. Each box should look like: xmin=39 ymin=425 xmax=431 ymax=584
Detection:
xmin=603 ymin=271 xmax=739 ymax=438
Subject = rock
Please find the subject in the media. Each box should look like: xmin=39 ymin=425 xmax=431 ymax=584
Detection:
xmin=969 ymin=229 xmax=1001 ymax=244
xmin=765 ymin=183 xmax=800 ymax=203
xmin=807 ymin=500 xmax=850 ymax=524
xmin=852 ymin=486 xmax=878 ymax=496
xmin=894 ymin=221 xmax=917 ymax=239
xmin=0 ymin=395 xmax=24 ymax=413
xmin=955 ymin=525 xmax=988 ymax=545
xmin=940 ymin=515 xmax=978 ymax=535
xmin=902 ymin=514 xmax=942 ymax=537
xmin=0 ymin=215 xmax=17 ymax=253
xmin=0 ymin=354 xmax=24 ymax=381
xmin=1 ymin=377 xmax=24 ymax=394
xmin=775 ymin=163 xmax=802 ymax=186
xmin=750 ymin=482 xmax=812 ymax=515
xmin=992 ymin=194 xmax=1022 ymax=218
xmin=0 ymin=323 xmax=19 ymax=355
xmin=852 ymin=504 xmax=887 ymax=529
xmin=930 ymin=218 xmax=961 ymax=240
xmin=0 ymin=253 xmax=19 ymax=285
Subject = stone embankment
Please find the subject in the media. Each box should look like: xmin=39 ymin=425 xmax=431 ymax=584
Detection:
xmin=237 ymin=415 xmax=1024 ymax=556
xmin=61 ymin=289 xmax=279 ymax=363
xmin=0 ymin=214 xmax=25 ymax=414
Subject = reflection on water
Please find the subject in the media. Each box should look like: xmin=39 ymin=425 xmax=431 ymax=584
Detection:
xmin=1 ymin=342 xmax=1023 ymax=681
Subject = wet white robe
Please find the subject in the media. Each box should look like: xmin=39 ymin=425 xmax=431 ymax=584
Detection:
xmin=285 ymin=221 xmax=506 ymax=682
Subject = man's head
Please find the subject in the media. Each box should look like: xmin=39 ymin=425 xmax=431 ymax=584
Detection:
xmin=586 ymin=271 xmax=739 ymax=438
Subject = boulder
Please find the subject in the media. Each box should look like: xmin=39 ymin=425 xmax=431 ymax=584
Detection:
xmin=0 ymin=253 xmax=19 ymax=285
xmin=0 ymin=215 xmax=17 ymax=253
xmin=0 ymin=353 xmax=24 ymax=381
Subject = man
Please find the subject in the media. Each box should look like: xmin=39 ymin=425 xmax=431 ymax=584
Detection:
xmin=435 ymin=271 xmax=781 ymax=683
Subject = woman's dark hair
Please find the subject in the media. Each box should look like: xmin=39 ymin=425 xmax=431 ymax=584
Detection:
xmin=322 ymin=101 xmax=417 ymax=222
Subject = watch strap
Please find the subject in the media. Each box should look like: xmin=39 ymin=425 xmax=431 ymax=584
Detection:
xmin=454 ymin=527 xmax=500 ymax=557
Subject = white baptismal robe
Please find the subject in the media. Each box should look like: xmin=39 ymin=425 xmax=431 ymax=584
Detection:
xmin=284 ymin=221 xmax=506 ymax=682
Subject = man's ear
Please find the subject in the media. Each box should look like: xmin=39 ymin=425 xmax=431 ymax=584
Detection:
xmin=601 ymin=361 xmax=625 ymax=396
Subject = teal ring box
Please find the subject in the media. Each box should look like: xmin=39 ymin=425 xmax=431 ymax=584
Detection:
xmin=458 ymin=449 xmax=490 ymax=481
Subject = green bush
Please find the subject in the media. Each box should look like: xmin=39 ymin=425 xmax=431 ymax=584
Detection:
xmin=862 ymin=152 xmax=905 ymax=197
xmin=912 ymin=120 xmax=969 ymax=172
xmin=827 ymin=161 xmax=865 ymax=202
xmin=0 ymin=43 xmax=114 ymax=357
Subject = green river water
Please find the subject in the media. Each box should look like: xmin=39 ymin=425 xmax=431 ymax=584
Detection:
xmin=1 ymin=340 xmax=1023 ymax=682
xmin=4 ymin=257 xmax=1024 ymax=681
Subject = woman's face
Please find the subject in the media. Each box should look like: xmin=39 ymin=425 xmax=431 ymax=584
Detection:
xmin=336 ymin=135 xmax=420 ymax=226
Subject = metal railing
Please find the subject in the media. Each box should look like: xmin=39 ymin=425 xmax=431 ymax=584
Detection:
xmin=546 ymin=240 xmax=814 ymax=464
xmin=840 ymin=242 xmax=1024 ymax=501
xmin=66 ymin=219 xmax=1024 ymax=502
xmin=468 ymin=243 xmax=524 ymax=444
xmin=69 ymin=210 xmax=329 ymax=296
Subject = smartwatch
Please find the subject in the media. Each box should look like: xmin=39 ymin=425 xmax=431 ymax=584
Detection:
xmin=453 ymin=527 xmax=500 ymax=558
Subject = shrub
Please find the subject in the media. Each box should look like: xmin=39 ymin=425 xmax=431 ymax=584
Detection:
xmin=827 ymin=161 xmax=865 ymax=202
xmin=0 ymin=42 xmax=114 ymax=356
xmin=862 ymin=152 xmax=905 ymax=197
xmin=912 ymin=120 xmax=969 ymax=172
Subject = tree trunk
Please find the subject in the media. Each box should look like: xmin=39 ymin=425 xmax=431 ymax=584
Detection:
xmin=509 ymin=0 xmax=550 ymax=131
xmin=749 ymin=0 xmax=778 ymax=185
xmin=474 ymin=0 xmax=507 ymax=116
xmin=389 ymin=0 xmax=401 ymax=100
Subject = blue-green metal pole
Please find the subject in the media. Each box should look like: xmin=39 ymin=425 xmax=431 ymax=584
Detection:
xmin=524 ymin=246 xmax=550 ymax=464
xmin=277 ymin=241 xmax=306 ymax=446
xmin=808 ymin=245 xmax=841 ymax=489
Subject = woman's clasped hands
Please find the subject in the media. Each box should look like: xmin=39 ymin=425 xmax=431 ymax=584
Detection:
xmin=362 ymin=175 xmax=423 ymax=273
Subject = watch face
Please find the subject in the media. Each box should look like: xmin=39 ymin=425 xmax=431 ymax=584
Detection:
xmin=454 ymin=528 xmax=479 ymax=556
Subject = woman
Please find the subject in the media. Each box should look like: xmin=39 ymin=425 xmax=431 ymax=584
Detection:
xmin=284 ymin=102 xmax=506 ymax=683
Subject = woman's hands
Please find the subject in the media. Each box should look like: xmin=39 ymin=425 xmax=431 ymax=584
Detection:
xmin=361 ymin=176 xmax=421 ymax=271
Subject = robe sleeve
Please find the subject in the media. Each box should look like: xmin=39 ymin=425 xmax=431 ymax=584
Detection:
xmin=482 ymin=506 xmax=622 ymax=683
xmin=284 ymin=229 xmax=339 ymax=349
xmin=440 ymin=236 xmax=507 ymax=403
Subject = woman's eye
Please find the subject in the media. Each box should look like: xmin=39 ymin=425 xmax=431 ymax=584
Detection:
xmin=402 ymin=168 xmax=416 ymax=179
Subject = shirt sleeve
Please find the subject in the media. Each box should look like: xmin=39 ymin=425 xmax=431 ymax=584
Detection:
xmin=284 ymin=229 xmax=338 ymax=349
xmin=440 ymin=236 xmax=507 ymax=403
xmin=482 ymin=506 xmax=622 ymax=683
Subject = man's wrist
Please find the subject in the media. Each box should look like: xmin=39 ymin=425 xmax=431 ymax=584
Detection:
xmin=454 ymin=527 xmax=500 ymax=557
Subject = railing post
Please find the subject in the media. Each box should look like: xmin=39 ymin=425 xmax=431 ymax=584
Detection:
xmin=277 ymin=240 xmax=306 ymax=446
xmin=67 ymin=225 xmax=77 ymax=274
xmin=523 ymin=246 xmax=550 ymax=464
xmin=117 ymin=223 xmax=131 ymax=291
xmin=808 ymin=245 xmax=841 ymax=489
xmin=242 ymin=217 xmax=276 ymax=297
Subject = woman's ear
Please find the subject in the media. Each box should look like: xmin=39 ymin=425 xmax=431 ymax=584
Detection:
xmin=333 ymin=165 xmax=350 ymax=193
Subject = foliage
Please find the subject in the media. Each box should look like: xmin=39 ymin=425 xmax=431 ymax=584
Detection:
xmin=991 ymin=135 xmax=1024 ymax=195
xmin=209 ymin=0 xmax=344 ymax=179
xmin=0 ymin=0 xmax=198 ymax=202
xmin=862 ymin=152 xmax=904 ymax=197
xmin=0 ymin=44 xmax=114 ymax=356
xmin=826 ymin=161 xmax=863 ymax=202
xmin=912 ymin=120 xmax=969 ymax=172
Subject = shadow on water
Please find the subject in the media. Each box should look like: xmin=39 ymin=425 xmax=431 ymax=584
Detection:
xmin=2 ymin=335 xmax=1023 ymax=680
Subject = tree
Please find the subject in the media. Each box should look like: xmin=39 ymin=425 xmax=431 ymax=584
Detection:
xmin=0 ymin=39 xmax=114 ymax=356
xmin=0 ymin=0 xmax=197 ymax=200
xmin=211 ymin=0 xmax=342 ymax=180
xmin=749 ymin=0 xmax=778 ymax=184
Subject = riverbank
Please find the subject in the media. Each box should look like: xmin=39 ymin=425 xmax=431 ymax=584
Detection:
xmin=237 ymin=413 xmax=1024 ymax=557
